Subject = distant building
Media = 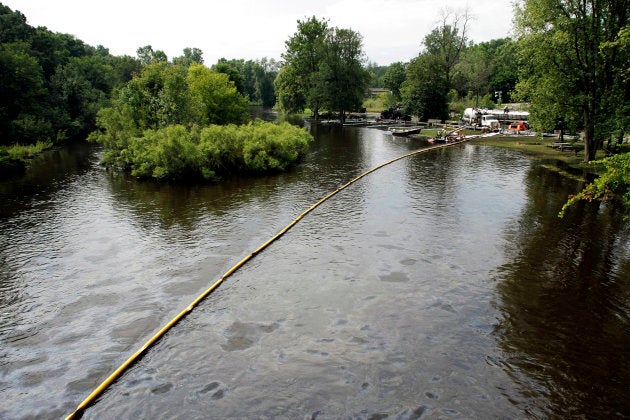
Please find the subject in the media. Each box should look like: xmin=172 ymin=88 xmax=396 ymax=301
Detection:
xmin=369 ymin=88 xmax=391 ymax=98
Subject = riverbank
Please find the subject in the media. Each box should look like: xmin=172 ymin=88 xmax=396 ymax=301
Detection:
xmin=469 ymin=135 xmax=629 ymax=174
xmin=0 ymin=141 xmax=53 ymax=178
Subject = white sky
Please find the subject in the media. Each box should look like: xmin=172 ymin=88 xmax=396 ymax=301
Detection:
xmin=5 ymin=0 xmax=517 ymax=66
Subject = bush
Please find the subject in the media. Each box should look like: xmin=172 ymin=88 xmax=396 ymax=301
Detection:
xmin=241 ymin=121 xmax=311 ymax=172
xmin=93 ymin=120 xmax=313 ymax=181
xmin=560 ymin=152 xmax=630 ymax=217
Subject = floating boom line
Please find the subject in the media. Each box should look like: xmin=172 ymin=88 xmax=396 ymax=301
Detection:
xmin=65 ymin=138 xmax=469 ymax=419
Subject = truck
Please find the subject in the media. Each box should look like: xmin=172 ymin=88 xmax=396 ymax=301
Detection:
xmin=480 ymin=115 xmax=500 ymax=131
xmin=462 ymin=107 xmax=529 ymax=131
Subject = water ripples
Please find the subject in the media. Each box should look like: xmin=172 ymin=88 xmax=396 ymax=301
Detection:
xmin=1 ymin=133 xmax=629 ymax=418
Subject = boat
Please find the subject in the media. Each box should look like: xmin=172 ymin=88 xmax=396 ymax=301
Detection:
xmin=389 ymin=126 xmax=423 ymax=137
xmin=428 ymin=128 xmax=465 ymax=143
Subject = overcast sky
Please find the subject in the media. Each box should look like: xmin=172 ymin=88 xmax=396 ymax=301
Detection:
xmin=5 ymin=0 xmax=517 ymax=65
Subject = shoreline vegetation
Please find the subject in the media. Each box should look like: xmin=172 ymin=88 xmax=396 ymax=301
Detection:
xmin=86 ymin=61 xmax=313 ymax=182
xmin=1 ymin=4 xmax=627 ymax=209
xmin=91 ymin=121 xmax=313 ymax=181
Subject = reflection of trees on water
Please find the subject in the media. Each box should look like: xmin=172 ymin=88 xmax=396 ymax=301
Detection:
xmin=0 ymin=141 xmax=97 ymax=220
xmin=104 ymin=170 xmax=285 ymax=232
xmin=494 ymin=164 xmax=630 ymax=417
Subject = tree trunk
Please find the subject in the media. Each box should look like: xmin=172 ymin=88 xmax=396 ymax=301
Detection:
xmin=583 ymin=115 xmax=597 ymax=163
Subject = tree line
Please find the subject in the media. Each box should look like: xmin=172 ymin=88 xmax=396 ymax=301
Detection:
xmin=1 ymin=2 xmax=628 ymax=196
xmin=0 ymin=3 xmax=284 ymax=177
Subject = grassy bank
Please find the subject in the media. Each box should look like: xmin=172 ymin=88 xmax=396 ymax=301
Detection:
xmin=468 ymin=135 xmax=630 ymax=174
xmin=0 ymin=141 xmax=53 ymax=177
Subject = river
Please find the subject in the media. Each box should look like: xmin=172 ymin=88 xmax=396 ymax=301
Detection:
xmin=1 ymin=117 xmax=629 ymax=418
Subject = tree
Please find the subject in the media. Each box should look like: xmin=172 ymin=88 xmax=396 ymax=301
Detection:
xmin=423 ymin=9 xmax=470 ymax=91
xmin=50 ymin=55 xmax=114 ymax=138
xmin=382 ymin=62 xmax=406 ymax=101
xmin=0 ymin=42 xmax=46 ymax=143
xmin=172 ymin=47 xmax=204 ymax=67
xmin=276 ymin=17 xmax=370 ymax=120
xmin=403 ymin=10 xmax=470 ymax=121
xmin=187 ymin=63 xmax=249 ymax=125
xmin=489 ymin=39 xmax=519 ymax=103
xmin=319 ymin=27 xmax=371 ymax=123
xmin=276 ymin=16 xmax=329 ymax=118
xmin=136 ymin=45 xmax=167 ymax=65
xmin=0 ymin=2 xmax=142 ymax=174
xmin=254 ymin=58 xmax=279 ymax=107
xmin=212 ymin=60 xmax=245 ymax=95
xmin=402 ymin=53 xmax=448 ymax=121
xmin=274 ymin=65 xmax=306 ymax=113
xmin=515 ymin=0 xmax=629 ymax=162
xmin=455 ymin=44 xmax=492 ymax=107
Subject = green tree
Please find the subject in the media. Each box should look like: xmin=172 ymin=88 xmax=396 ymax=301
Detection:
xmin=276 ymin=16 xmax=329 ymax=117
xmin=455 ymin=44 xmax=492 ymax=107
xmin=381 ymin=62 xmax=406 ymax=101
xmin=187 ymin=63 xmax=249 ymax=125
xmin=0 ymin=4 xmax=34 ymax=43
xmin=172 ymin=47 xmax=204 ymax=67
xmin=560 ymin=153 xmax=630 ymax=217
xmin=274 ymin=65 xmax=306 ymax=113
xmin=0 ymin=42 xmax=47 ymax=143
xmin=319 ymin=27 xmax=371 ymax=123
xmin=489 ymin=39 xmax=519 ymax=103
xmin=514 ymin=0 xmax=629 ymax=162
xmin=403 ymin=10 xmax=470 ymax=121
xmin=367 ymin=62 xmax=388 ymax=88
xmin=254 ymin=58 xmax=279 ymax=107
xmin=423 ymin=10 xmax=470 ymax=92
xmin=136 ymin=45 xmax=167 ymax=65
xmin=402 ymin=53 xmax=448 ymax=121
xmin=276 ymin=17 xmax=370 ymax=120
xmin=212 ymin=60 xmax=245 ymax=95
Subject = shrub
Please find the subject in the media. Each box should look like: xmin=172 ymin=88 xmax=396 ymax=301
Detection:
xmin=94 ymin=120 xmax=313 ymax=181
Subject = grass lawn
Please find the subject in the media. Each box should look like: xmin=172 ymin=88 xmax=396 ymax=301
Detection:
xmin=468 ymin=134 xmax=630 ymax=174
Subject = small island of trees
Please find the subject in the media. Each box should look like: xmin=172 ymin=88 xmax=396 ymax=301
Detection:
xmin=90 ymin=60 xmax=312 ymax=181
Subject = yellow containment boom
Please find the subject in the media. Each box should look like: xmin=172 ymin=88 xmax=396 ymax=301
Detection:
xmin=66 ymin=139 xmax=468 ymax=419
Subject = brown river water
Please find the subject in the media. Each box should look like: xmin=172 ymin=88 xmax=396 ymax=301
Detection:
xmin=1 ymin=116 xmax=629 ymax=418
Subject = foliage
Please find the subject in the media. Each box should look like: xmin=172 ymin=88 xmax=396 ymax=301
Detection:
xmin=422 ymin=11 xmax=470 ymax=89
xmin=402 ymin=54 xmax=448 ymax=121
xmin=172 ymin=47 xmax=204 ymax=67
xmin=187 ymin=63 xmax=250 ymax=125
xmin=559 ymin=153 xmax=630 ymax=217
xmin=213 ymin=58 xmax=279 ymax=107
xmin=319 ymin=27 xmax=371 ymax=121
xmin=212 ymin=61 xmax=245 ymax=95
xmin=454 ymin=43 xmax=493 ymax=106
xmin=514 ymin=0 xmax=629 ymax=162
xmin=0 ymin=3 xmax=140 ymax=149
xmin=276 ymin=16 xmax=370 ymax=121
xmin=381 ymin=62 xmax=406 ymax=101
xmin=90 ymin=59 xmax=309 ymax=180
xmin=136 ymin=45 xmax=167 ymax=65
xmin=100 ymin=61 xmax=249 ymax=135
xmin=363 ymin=93 xmax=392 ymax=113
xmin=92 ymin=121 xmax=312 ymax=180
xmin=366 ymin=62 xmax=388 ymax=87
xmin=276 ymin=16 xmax=329 ymax=116
xmin=402 ymin=10 xmax=470 ymax=121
